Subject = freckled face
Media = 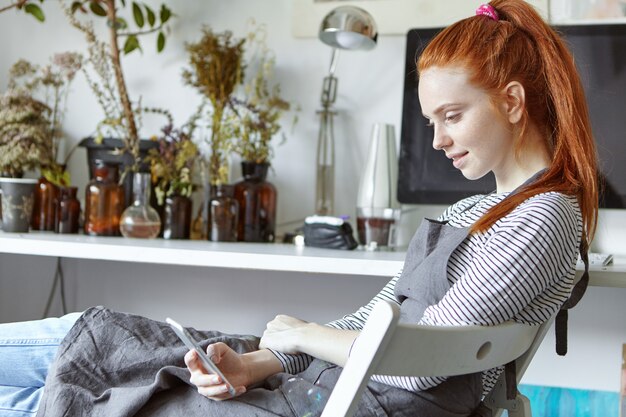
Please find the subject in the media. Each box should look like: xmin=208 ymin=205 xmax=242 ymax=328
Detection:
xmin=418 ymin=66 xmax=517 ymax=181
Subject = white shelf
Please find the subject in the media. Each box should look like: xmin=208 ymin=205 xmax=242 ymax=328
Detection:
xmin=0 ymin=232 xmax=625 ymax=287
xmin=0 ymin=232 xmax=405 ymax=278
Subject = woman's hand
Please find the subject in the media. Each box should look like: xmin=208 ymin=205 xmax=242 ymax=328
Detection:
xmin=184 ymin=342 xmax=248 ymax=401
xmin=259 ymin=314 xmax=311 ymax=354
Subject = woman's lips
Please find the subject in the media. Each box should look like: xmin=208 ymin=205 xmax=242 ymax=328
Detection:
xmin=449 ymin=152 xmax=469 ymax=169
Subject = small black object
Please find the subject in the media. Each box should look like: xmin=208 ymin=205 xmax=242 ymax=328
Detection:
xmin=303 ymin=216 xmax=358 ymax=250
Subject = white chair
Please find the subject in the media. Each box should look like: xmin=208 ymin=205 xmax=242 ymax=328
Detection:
xmin=321 ymin=300 xmax=553 ymax=417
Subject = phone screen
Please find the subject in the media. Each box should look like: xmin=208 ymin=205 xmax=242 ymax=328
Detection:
xmin=166 ymin=317 xmax=236 ymax=396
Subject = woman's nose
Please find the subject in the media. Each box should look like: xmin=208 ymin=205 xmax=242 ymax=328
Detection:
xmin=432 ymin=125 xmax=452 ymax=150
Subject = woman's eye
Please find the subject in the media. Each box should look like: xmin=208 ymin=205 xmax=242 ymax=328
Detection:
xmin=445 ymin=113 xmax=461 ymax=123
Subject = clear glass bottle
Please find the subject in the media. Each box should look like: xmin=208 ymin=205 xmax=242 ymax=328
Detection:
xmin=119 ymin=172 xmax=161 ymax=239
xmin=84 ymin=160 xmax=125 ymax=236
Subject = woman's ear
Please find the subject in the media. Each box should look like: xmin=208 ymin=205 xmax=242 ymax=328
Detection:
xmin=501 ymin=81 xmax=525 ymax=124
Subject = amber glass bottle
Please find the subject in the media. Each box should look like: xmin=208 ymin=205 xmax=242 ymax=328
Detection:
xmin=55 ymin=186 xmax=80 ymax=234
xmin=163 ymin=194 xmax=192 ymax=239
xmin=209 ymin=184 xmax=239 ymax=242
xmin=233 ymin=162 xmax=277 ymax=242
xmin=84 ymin=160 xmax=124 ymax=236
xmin=31 ymin=177 xmax=60 ymax=231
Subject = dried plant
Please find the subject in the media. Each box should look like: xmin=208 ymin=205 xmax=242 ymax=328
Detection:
xmin=8 ymin=53 xmax=83 ymax=175
xmin=0 ymin=91 xmax=52 ymax=177
xmin=61 ymin=0 xmax=174 ymax=172
xmin=234 ymin=22 xmax=294 ymax=164
xmin=146 ymin=124 xmax=199 ymax=206
xmin=183 ymin=27 xmax=245 ymax=186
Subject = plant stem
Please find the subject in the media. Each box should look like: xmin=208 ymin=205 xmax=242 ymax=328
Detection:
xmin=105 ymin=0 xmax=139 ymax=163
xmin=0 ymin=0 xmax=27 ymax=14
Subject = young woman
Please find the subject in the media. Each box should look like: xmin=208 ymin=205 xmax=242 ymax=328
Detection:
xmin=0 ymin=1 xmax=597 ymax=416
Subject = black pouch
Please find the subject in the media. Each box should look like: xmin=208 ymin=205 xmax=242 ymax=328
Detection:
xmin=303 ymin=217 xmax=358 ymax=250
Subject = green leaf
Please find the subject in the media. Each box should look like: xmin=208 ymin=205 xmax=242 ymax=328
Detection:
xmin=132 ymin=2 xmax=144 ymax=28
xmin=70 ymin=1 xmax=84 ymax=14
xmin=115 ymin=17 xmax=128 ymax=29
xmin=24 ymin=3 xmax=45 ymax=22
xmin=120 ymin=0 xmax=126 ymax=6
xmin=145 ymin=4 xmax=155 ymax=27
xmin=123 ymin=35 xmax=140 ymax=54
xmin=159 ymin=4 xmax=171 ymax=24
xmin=89 ymin=1 xmax=107 ymax=17
xmin=157 ymin=31 xmax=165 ymax=52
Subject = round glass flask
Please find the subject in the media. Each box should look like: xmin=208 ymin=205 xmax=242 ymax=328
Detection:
xmin=119 ymin=172 xmax=161 ymax=239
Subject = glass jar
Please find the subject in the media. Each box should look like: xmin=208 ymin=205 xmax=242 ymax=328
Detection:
xmin=84 ymin=160 xmax=125 ymax=236
xmin=31 ymin=177 xmax=60 ymax=231
xmin=120 ymin=172 xmax=161 ymax=239
xmin=162 ymin=194 xmax=192 ymax=239
xmin=233 ymin=162 xmax=277 ymax=242
xmin=209 ymin=184 xmax=239 ymax=242
xmin=55 ymin=186 xmax=80 ymax=234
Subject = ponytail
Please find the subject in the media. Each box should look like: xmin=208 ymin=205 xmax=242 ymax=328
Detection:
xmin=417 ymin=0 xmax=598 ymax=245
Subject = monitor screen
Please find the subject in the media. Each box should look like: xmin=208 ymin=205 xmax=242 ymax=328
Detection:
xmin=398 ymin=25 xmax=626 ymax=208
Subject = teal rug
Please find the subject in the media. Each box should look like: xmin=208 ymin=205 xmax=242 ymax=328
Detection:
xmin=514 ymin=384 xmax=620 ymax=417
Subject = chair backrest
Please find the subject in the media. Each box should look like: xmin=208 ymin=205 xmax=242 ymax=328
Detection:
xmin=321 ymin=300 xmax=544 ymax=417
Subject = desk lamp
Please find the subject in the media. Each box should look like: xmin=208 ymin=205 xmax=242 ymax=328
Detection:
xmin=314 ymin=6 xmax=377 ymax=215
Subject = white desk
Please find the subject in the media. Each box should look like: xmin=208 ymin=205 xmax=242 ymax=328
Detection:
xmin=0 ymin=231 xmax=625 ymax=287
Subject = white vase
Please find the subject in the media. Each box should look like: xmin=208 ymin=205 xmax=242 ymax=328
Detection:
xmin=356 ymin=123 xmax=401 ymax=249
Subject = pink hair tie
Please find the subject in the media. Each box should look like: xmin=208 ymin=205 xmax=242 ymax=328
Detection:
xmin=476 ymin=4 xmax=499 ymax=21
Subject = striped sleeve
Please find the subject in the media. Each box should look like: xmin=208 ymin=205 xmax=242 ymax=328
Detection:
xmin=269 ymin=269 xmax=403 ymax=374
xmin=372 ymin=193 xmax=581 ymax=392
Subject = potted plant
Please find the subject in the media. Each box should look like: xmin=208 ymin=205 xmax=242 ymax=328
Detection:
xmin=63 ymin=0 xmax=174 ymax=206
xmin=183 ymin=27 xmax=245 ymax=241
xmin=146 ymin=124 xmax=199 ymax=239
xmin=6 ymin=54 xmax=83 ymax=230
xmin=0 ymin=90 xmax=51 ymax=232
xmin=232 ymin=24 xmax=294 ymax=242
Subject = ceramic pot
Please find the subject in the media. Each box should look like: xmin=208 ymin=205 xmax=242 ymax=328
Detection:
xmin=0 ymin=178 xmax=38 ymax=233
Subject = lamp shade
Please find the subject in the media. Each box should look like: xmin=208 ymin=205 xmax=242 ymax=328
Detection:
xmin=319 ymin=6 xmax=377 ymax=50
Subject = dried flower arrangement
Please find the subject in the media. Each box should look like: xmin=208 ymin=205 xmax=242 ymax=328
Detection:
xmin=182 ymin=27 xmax=245 ymax=186
xmin=0 ymin=92 xmax=51 ymax=177
xmin=62 ymin=0 xmax=174 ymax=172
xmin=5 ymin=54 xmax=83 ymax=184
xmin=146 ymin=124 xmax=199 ymax=206
xmin=234 ymin=23 xmax=294 ymax=164
xmin=183 ymin=24 xmax=295 ymax=184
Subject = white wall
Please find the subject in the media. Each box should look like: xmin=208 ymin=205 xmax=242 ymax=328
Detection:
xmin=1 ymin=0 xmax=625 ymax=397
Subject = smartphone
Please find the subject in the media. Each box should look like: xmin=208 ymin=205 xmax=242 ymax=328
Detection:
xmin=166 ymin=317 xmax=236 ymax=396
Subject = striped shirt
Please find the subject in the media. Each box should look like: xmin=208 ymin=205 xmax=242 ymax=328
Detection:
xmin=271 ymin=191 xmax=582 ymax=396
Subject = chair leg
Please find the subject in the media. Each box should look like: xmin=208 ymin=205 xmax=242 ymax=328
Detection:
xmin=508 ymin=393 xmax=532 ymax=417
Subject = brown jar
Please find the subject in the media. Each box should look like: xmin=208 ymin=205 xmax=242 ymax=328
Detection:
xmin=32 ymin=177 xmax=60 ymax=231
xmin=84 ymin=160 xmax=124 ymax=236
xmin=209 ymin=184 xmax=239 ymax=242
xmin=233 ymin=162 xmax=277 ymax=242
xmin=55 ymin=186 xmax=80 ymax=234
xmin=163 ymin=194 xmax=192 ymax=239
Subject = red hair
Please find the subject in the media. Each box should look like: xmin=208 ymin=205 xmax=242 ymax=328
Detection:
xmin=417 ymin=0 xmax=598 ymax=247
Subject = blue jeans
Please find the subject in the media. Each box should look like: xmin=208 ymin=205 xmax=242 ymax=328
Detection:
xmin=0 ymin=313 xmax=81 ymax=417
